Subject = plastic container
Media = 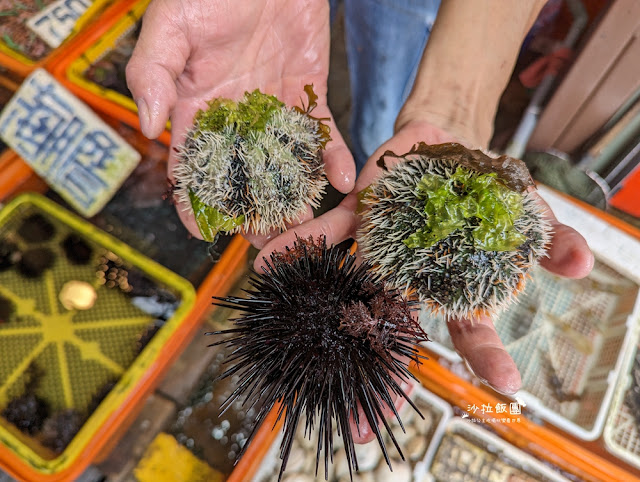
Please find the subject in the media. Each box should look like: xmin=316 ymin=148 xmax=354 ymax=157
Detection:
xmin=419 ymin=185 xmax=640 ymax=441
xmin=610 ymin=164 xmax=640 ymax=218
xmin=0 ymin=193 xmax=196 ymax=480
xmin=225 ymin=347 xmax=640 ymax=481
xmin=603 ymin=332 xmax=640 ymax=469
xmin=410 ymin=346 xmax=640 ymax=481
xmin=248 ymin=386 xmax=452 ymax=482
xmin=50 ymin=0 xmax=171 ymax=146
xmin=0 ymin=0 xmax=112 ymax=78
xmin=428 ymin=418 xmax=569 ymax=481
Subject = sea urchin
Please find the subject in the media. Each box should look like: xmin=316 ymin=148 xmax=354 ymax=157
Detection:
xmin=208 ymin=236 xmax=429 ymax=480
xmin=173 ymin=86 xmax=330 ymax=241
xmin=358 ymin=142 xmax=552 ymax=319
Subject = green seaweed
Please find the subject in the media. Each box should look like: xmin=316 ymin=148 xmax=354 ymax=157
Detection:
xmin=189 ymin=190 xmax=244 ymax=242
xmin=195 ymin=90 xmax=284 ymax=137
xmin=294 ymin=84 xmax=331 ymax=148
xmin=2 ymin=34 xmax=22 ymax=51
xmin=404 ymin=167 xmax=526 ymax=251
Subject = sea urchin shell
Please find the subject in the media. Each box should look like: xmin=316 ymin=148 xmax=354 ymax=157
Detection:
xmin=173 ymin=86 xmax=330 ymax=241
xmin=358 ymin=143 xmax=552 ymax=319
xmin=208 ymin=236 xmax=429 ymax=480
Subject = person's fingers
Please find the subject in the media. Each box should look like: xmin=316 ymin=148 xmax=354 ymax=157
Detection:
xmin=536 ymin=195 xmax=594 ymax=279
xmin=243 ymin=205 xmax=315 ymax=249
xmin=448 ymin=314 xmax=522 ymax=395
xmin=126 ymin=0 xmax=190 ymax=138
xmin=311 ymin=103 xmax=356 ymax=194
xmin=253 ymin=195 xmax=359 ymax=270
xmin=350 ymin=379 xmax=416 ymax=445
xmin=322 ymin=123 xmax=356 ymax=194
xmin=166 ymin=97 xmax=208 ymax=178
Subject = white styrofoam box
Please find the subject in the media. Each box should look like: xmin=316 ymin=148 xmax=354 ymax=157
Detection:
xmin=408 ymin=386 xmax=453 ymax=482
xmin=428 ymin=418 xmax=569 ymax=481
xmin=603 ymin=337 xmax=640 ymax=468
xmin=0 ymin=69 xmax=140 ymax=217
xmin=419 ymin=186 xmax=640 ymax=440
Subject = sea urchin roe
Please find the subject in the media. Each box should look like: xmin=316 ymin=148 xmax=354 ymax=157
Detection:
xmin=404 ymin=167 xmax=526 ymax=251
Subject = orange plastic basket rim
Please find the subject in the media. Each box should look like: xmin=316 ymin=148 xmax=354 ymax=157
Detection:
xmin=49 ymin=0 xmax=172 ymax=147
xmin=0 ymin=152 xmax=37 ymax=201
xmin=0 ymin=0 xmax=112 ymax=78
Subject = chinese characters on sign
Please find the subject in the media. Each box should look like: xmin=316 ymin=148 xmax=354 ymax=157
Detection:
xmin=0 ymin=69 xmax=140 ymax=217
xmin=461 ymin=401 xmax=523 ymax=423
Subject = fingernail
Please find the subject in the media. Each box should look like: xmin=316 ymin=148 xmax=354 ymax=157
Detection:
xmin=491 ymin=381 xmax=520 ymax=396
xmin=135 ymin=97 xmax=151 ymax=137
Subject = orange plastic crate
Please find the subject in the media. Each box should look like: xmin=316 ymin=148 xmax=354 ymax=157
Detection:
xmin=0 ymin=0 xmax=112 ymax=78
xmin=49 ymin=0 xmax=171 ymax=146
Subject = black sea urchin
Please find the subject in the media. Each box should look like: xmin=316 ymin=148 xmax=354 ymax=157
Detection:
xmin=173 ymin=86 xmax=330 ymax=242
xmin=208 ymin=236 xmax=429 ymax=480
xmin=358 ymin=143 xmax=552 ymax=319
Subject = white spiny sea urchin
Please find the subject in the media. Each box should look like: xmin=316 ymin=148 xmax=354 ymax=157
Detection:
xmin=357 ymin=143 xmax=552 ymax=319
xmin=173 ymin=86 xmax=330 ymax=241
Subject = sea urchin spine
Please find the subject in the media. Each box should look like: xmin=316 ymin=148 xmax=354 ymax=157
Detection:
xmin=358 ymin=142 xmax=552 ymax=319
xmin=208 ymin=236 xmax=429 ymax=480
xmin=173 ymin=86 xmax=330 ymax=242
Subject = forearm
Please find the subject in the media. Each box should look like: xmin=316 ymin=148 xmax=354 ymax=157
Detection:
xmin=396 ymin=0 xmax=546 ymax=148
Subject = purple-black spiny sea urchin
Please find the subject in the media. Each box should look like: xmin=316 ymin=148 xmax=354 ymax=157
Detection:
xmin=208 ymin=236 xmax=429 ymax=480
xmin=173 ymin=86 xmax=330 ymax=242
xmin=358 ymin=143 xmax=552 ymax=319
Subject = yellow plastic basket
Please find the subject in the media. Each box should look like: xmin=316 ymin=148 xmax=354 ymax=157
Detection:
xmin=65 ymin=0 xmax=148 ymax=115
xmin=54 ymin=0 xmax=172 ymax=145
xmin=0 ymin=193 xmax=196 ymax=480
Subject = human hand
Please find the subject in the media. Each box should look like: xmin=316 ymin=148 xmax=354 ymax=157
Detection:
xmin=125 ymin=0 xmax=355 ymax=246
xmin=256 ymin=118 xmax=594 ymax=442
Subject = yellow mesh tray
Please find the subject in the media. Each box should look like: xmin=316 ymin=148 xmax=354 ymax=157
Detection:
xmin=0 ymin=193 xmax=195 ymax=478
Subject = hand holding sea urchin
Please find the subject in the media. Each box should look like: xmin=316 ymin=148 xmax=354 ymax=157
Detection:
xmin=172 ymin=86 xmax=330 ymax=241
xmin=208 ymin=236 xmax=429 ymax=481
xmin=358 ymin=143 xmax=552 ymax=319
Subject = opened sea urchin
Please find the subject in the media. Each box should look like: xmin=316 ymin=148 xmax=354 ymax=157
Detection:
xmin=173 ymin=86 xmax=330 ymax=241
xmin=208 ymin=236 xmax=429 ymax=480
xmin=358 ymin=143 xmax=552 ymax=319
